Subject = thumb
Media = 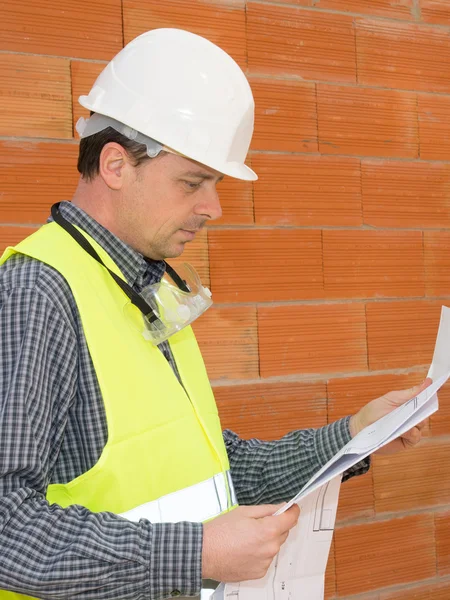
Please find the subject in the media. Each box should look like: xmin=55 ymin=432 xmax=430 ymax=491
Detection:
xmin=242 ymin=503 xmax=285 ymax=519
xmin=389 ymin=377 xmax=432 ymax=406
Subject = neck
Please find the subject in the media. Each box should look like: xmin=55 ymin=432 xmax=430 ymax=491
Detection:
xmin=71 ymin=177 xmax=118 ymax=233
xmin=71 ymin=177 xmax=158 ymax=261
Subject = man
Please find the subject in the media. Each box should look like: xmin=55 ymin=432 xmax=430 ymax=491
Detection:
xmin=0 ymin=28 xmax=428 ymax=600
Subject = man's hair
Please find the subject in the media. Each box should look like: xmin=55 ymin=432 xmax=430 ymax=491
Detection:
xmin=77 ymin=126 xmax=152 ymax=181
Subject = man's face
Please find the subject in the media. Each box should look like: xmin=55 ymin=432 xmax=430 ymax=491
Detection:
xmin=122 ymin=152 xmax=224 ymax=260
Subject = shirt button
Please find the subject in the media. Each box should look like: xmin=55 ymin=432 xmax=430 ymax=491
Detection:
xmin=171 ymin=591 xmax=181 ymax=597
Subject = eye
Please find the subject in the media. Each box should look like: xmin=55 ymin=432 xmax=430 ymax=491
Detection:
xmin=183 ymin=180 xmax=202 ymax=190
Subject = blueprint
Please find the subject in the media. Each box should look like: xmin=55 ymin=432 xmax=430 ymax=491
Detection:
xmin=211 ymin=306 xmax=450 ymax=600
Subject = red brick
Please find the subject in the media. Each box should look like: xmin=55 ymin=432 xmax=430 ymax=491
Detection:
xmin=424 ymin=231 xmax=450 ymax=297
xmin=214 ymin=381 xmax=327 ymax=440
xmin=247 ymin=3 xmax=356 ymax=82
xmin=193 ymin=306 xmax=258 ymax=381
xmin=436 ymin=510 xmax=450 ymax=575
xmin=0 ymin=141 xmax=79 ymax=224
xmin=215 ymin=176 xmax=254 ymax=226
xmin=0 ymin=226 xmax=39 ymax=253
xmin=430 ymin=380 xmax=450 ymax=436
xmin=421 ymin=0 xmax=450 ymax=25
xmin=363 ymin=159 xmax=450 ymax=228
xmin=123 ymin=0 xmax=247 ymax=69
xmin=250 ymin=78 xmax=318 ymax=153
xmin=71 ymin=62 xmax=106 ymax=136
xmin=374 ymin=441 xmax=450 ymax=512
xmin=317 ymin=84 xmax=419 ymax=158
xmin=337 ymin=470 xmax=375 ymax=523
xmin=259 ymin=303 xmax=367 ymax=377
xmin=208 ymin=229 xmax=323 ymax=303
xmin=356 ymin=19 xmax=450 ymax=93
xmin=168 ymin=229 xmax=210 ymax=288
xmin=265 ymin=0 xmax=414 ymax=20
xmin=0 ymin=55 xmax=72 ymax=139
xmin=335 ymin=514 xmax=436 ymax=596
xmin=419 ymin=94 xmax=450 ymax=161
xmin=366 ymin=301 xmax=441 ymax=371
xmin=0 ymin=0 xmax=122 ymax=60
xmin=380 ymin=580 xmax=450 ymax=599
xmin=252 ymin=154 xmax=362 ymax=227
xmin=323 ymin=230 xmax=424 ymax=299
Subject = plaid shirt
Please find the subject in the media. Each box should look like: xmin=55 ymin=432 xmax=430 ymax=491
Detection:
xmin=0 ymin=201 xmax=368 ymax=599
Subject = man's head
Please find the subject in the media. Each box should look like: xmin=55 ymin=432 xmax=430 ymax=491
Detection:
xmin=77 ymin=127 xmax=223 ymax=259
xmin=74 ymin=28 xmax=257 ymax=260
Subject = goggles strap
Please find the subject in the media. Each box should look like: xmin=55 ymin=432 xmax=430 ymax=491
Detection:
xmin=164 ymin=262 xmax=191 ymax=293
xmin=51 ymin=203 xmax=162 ymax=323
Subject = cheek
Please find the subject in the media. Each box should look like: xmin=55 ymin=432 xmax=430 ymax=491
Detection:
xmin=132 ymin=175 xmax=194 ymax=232
xmin=131 ymin=181 xmax=169 ymax=223
xmin=151 ymin=198 xmax=190 ymax=238
xmin=161 ymin=192 xmax=195 ymax=225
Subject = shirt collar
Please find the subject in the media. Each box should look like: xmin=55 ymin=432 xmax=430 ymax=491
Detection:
xmin=52 ymin=201 xmax=166 ymax=289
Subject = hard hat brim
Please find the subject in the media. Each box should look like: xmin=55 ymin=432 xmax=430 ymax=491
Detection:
xmin=219 ymin=162 xmax=258 ymax=182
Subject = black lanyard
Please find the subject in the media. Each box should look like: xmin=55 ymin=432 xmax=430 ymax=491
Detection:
xmin=51 ymin=203 xmax=189 ymax=324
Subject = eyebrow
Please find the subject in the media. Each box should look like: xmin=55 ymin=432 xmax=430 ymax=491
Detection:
xmin=180 ymin=170 xmax=224 ymax=183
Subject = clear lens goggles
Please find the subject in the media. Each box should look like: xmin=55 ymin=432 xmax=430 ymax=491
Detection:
xmin=141 ymin=263 xmax=212 ymax=345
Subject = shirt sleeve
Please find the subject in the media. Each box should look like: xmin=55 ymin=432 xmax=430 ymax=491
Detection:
xmin=0 ymin=285 xmax=202 ymax=599
xmin=224 ymin=417 xmax=370 ymax=506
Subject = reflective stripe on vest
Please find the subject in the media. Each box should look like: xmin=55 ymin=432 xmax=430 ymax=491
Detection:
xmin=121 ymin=470 xmax=237 ymax=523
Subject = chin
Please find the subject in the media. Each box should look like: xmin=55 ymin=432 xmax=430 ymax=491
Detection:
xmin=163 ymin=243 xmax=187 ymax=260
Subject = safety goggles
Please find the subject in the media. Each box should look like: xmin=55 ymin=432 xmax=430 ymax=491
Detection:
xmin=140 ymin=262 xmax=212 ymax=344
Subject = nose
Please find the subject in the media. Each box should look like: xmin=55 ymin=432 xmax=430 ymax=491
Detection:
xmin=195 ymin=186 xmax=223 ymax=221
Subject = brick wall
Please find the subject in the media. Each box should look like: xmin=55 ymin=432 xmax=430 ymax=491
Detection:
xmin=1 ymin=0 xmax=450 ymax=597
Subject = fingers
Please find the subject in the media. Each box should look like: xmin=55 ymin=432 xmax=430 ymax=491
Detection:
xmin=284 ymin=503 xmax=300 ymax=527
xmin=266 ymin=503 xmax=300 ymax=535
xmin=401 ymin=426 xmax=422 ymax=447
xmin=408 ymin=377 xmax=432 ymax=397
xmin=279 ymin=531 xmax=289 ymax=546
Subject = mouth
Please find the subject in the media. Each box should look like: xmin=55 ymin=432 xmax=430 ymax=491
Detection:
xmin=179 ymin=229 xmax=197 ymax=241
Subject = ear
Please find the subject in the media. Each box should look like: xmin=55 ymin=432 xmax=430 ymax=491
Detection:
xmin=98 ymin=142 xmax=129 ymax=190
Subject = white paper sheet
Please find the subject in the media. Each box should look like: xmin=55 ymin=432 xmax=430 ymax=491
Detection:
xmin=213 ymin=306 xmax=450 ymax=600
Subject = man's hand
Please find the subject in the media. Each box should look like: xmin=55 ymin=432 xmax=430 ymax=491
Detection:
xmin=202 ymin=503 xmax=300 ymax=582
xmin=349 ymin=378 xmax=432 ymax=454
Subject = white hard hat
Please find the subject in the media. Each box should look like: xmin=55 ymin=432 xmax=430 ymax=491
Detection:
xmin=77 ymin=28 xmax=257 ymax=181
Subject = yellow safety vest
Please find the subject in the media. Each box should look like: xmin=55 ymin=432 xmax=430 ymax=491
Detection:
xmin=0 ymin=222 xmax=236 ymax=599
